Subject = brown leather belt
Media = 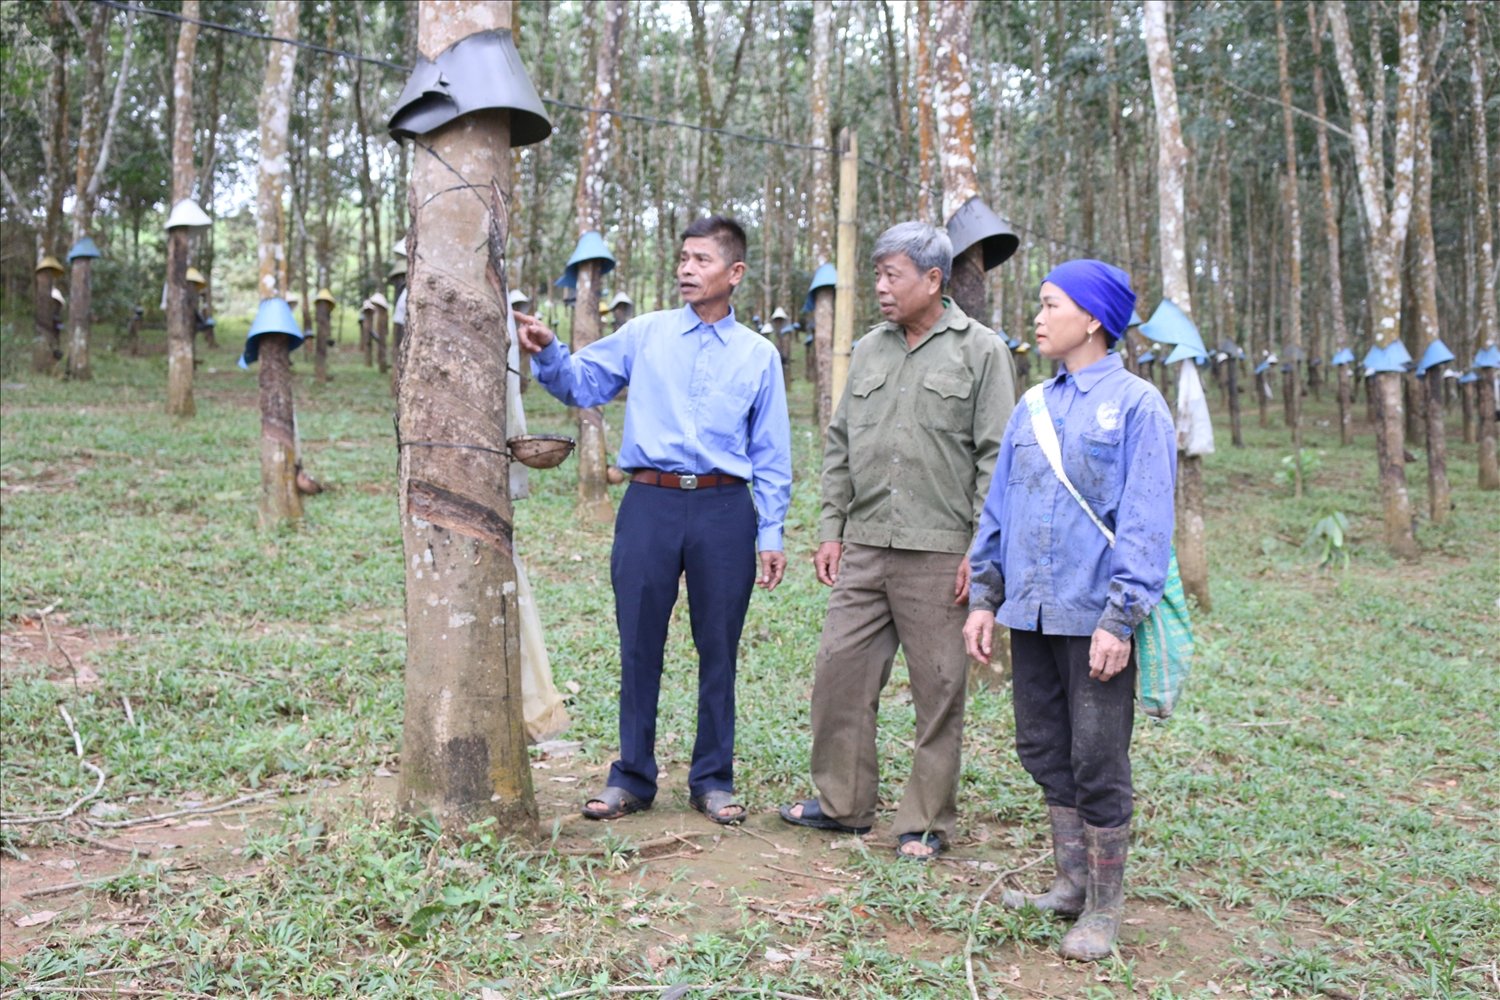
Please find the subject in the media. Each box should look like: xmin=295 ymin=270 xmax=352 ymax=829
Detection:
xmin=631 ymin=470 xmax=745 ymax=490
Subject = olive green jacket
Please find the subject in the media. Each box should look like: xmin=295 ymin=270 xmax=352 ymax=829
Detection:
xmin=819 ymin=298 xmax=1017 ymax=554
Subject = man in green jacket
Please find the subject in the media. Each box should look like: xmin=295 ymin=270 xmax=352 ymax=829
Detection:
xmin=781 ymin=221 xmax=1016 ymax=859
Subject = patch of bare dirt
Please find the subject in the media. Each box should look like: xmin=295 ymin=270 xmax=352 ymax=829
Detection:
xmin=0 ymin=612 xmax=128 ymax=687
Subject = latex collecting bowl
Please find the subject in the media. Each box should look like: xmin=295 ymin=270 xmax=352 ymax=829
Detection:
xmin=507 ymin=433 xmax=576 ymax=469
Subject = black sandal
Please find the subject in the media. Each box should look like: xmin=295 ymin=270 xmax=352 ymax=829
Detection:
xmin=896 ymin=831 xmax=944 ymax=861
xmin=690 ymin=789 xmax=746 ymax=826
xmin=778 ymin=799 xmax=871 ymax=835
xmin=581 ymin=786 xmax=651 ymax=821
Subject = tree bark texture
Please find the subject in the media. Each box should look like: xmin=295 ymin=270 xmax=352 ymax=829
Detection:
xmin=810 ymin=0 xmax=835 ymax=435
xmin=1410 ymin=56 xmax=1447 ymax=522
xmin=256 ymin=0 xmax=300 ymax=528
xmin=1144 ymin=0 xmax=1210 ymax=612
xmin=315 ymin=299 xmax=331 ymax=384
xmin=64 ymin=4 xmax=108 ymax=381
xmin=375 ymin=303 xmax=390 ymax=375
xmin=397 ymin=0 xmax=535 ymax=838
xmin=32 ymin=273 xmax=58 ymax=375
xmin=1275 ymin=0 xmax=1304 ymax=492
xmin=913 ymin=0 xmax=937 ymax=222
xmin=570 ymin=0 xmax=624 ymax=524
xmin=1467 ymin=2 xmax=1499 ymax=489
xmin=1328 ymin=0 xmax=1420 ymax=556
xmin=571 ymin=260 xmax=613 ymax=524
xmin=165 ymin=0 xmax=199 ymax=417
xmin=1308 ymin=3 xmax=1353 ymax=445
xmin=933 ymin=0 xmax=985 ymax=323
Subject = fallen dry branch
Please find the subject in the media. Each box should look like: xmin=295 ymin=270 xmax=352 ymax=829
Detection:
xmin=764 ymin=863 xmax=855 ymax=884
xmin=0 ymin=706 xmax=107 ymax=827
xmin=546 ymin=985 xmax=822 ymax=1000
xmin=548 ymin=831 xmax=712 ymax=859
xmin=964 ymin=850 xmax=1050 ymax=1000
xmin=83 ymin=791 xmax=279 ymax=830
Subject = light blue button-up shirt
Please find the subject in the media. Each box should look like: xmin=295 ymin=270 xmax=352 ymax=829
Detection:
xmin=968 ymin=353 xmax=1176 ymax=638
xmin=531 ymin=305 xmax=793 ymax=552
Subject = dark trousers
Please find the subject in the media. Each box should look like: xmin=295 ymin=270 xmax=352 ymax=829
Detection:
xmin=607 ymin=481 xmax=757 ymax=802
xmin=1010 ymin=629 xmax=1136 ymax=829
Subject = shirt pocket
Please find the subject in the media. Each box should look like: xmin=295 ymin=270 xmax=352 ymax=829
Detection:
xmin=699 ymin=379 xmax=756 ymax=454
xmin=918 ymin=368 xmax=973 ymax=433
xmin=1077 ymin=429 xmax=1124 ymax=505
xmin=848 ymin=370 xmax=890 ymax=429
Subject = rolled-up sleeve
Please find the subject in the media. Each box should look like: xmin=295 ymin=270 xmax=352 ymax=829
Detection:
xmin=1095 ymin=402 xmax=1177 ymax=639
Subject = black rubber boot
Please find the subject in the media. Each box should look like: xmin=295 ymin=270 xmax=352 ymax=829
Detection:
xmin=1001 ymin=806 xmax=1086 ymax=916
xmin=1059 ymin=821 xmax=1130 ymax=961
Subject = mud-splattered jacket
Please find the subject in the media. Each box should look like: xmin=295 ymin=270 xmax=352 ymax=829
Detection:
xmin=968 ymin=353 xmax=1176 ymax=639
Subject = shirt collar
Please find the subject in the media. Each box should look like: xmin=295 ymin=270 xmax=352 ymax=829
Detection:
xmin=878 ymin=297 xmax=971 ymax=347
xmin=677 ymin=304 xmax=738 ymax=342
xmin=1055 ymin=351 xmax=1124 ymax=393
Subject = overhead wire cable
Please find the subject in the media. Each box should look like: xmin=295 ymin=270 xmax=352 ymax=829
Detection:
xmin=105 ymin=0 xmax=1123 ymax=266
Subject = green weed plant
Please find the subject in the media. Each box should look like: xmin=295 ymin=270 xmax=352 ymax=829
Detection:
xmin=2 ymin=342 xmax=1496 ymax=997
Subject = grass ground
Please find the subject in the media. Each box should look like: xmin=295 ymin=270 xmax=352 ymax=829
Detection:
xmin=1 ymin=327 xmax=1496 ymax=998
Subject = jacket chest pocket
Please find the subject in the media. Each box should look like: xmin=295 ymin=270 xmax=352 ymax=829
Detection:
xmin=1077 ymin=431 xmax=1123 ymax=504
xmin=917 ymin=369 xmax=973 ymax=433
xmin=848 ymin=370 xmax=891 ymax=428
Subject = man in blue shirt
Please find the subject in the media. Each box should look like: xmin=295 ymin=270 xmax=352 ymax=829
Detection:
xmin=515 ymin=216 xmax=792 ymax=826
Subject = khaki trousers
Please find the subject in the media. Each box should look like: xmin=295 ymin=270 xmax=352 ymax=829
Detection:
xmin=809 ymin=543 xmax=970 ymax=840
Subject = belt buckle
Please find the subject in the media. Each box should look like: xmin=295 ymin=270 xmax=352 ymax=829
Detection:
xmin=678 ymin=474 xmax=698 ymax=490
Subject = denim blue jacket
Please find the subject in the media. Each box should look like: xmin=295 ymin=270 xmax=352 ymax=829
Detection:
xmin=968 ymin=353 xmax=1176 ymax=639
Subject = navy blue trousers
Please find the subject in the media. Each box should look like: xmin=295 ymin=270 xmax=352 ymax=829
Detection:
xmin=607 ymin=481 xmax=757 ymax=802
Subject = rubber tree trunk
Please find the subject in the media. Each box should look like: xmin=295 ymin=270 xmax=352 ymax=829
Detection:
xmin=1338 ymin=366 xmax=1354 ymax=445
xmin=361 ymin=313 xmax=372 ymax=367
xmin=65 ymin=258 xmax=93 ymax=380
xmin=813 ymin=286 xmax=835 ymax=434
xmin=314 ymin=300 xmax=330 ymax=384
xmin=257 ymin=336 xmax=302 ymax=526
xmin=1227 ymin=360 xmax=1243 ymax=447
xmin=1460 ymin=381 xmax=1474 ymax=444
xmin=1145 ymin=0 xmax=1210 ymax=612
xmin=1480 ymin=376 xmax=1500 ymax=490
xmin=165 ymin=0 xmax=198 ymax=416
xmin=396 ymin=0 xmax=536 ymax=837
xmin=572 ymin=258 xmax=613 ymax=524
xmin=32 ymin=272 xmax=58 ymax=374
xmin=165 ymin=229 xmax=195 ymax=416
xmin=1423 ymin=375 xmax=1450 ymax=522
xmin=255 ymin=0 xmax=300 ymax=528
xmin=375 ymin=303 xmax=389 ymax=374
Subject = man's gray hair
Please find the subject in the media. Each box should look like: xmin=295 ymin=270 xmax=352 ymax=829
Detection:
xmin=871 ymin=221 xmax=953 ymax=284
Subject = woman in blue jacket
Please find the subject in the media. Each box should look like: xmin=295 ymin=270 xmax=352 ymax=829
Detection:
xmin=963 ymin=260 xmax=1175 ymax=962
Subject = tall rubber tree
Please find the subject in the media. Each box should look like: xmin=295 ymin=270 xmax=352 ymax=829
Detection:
xmin=1467 ymin=0 xmax=1499 ymax=490
xmin=1327 ymin=0 xmax=1422 ymax=556
xmin=1275 ymin=0 xmax=1305 ymax=494
xmin=1409 ymin=42 xmax=1448 ymax=522
xmin=165 ymin=0 xmax=199 ymax=417
xmin=571 ymin=0 xmax=626 ymax=526
xmin=395 ymin=0 xmax=537 ymax=836
xmin=932 ymin=0 xmax=986 ymax=322
xmin=1308 ymin=3 xmax=1355 ymax=446
xmin=1144 ymin=0 xmax=1212 ymax=612
xmin=809 ymin=0 xmax=835 ymax=436
xmin=255 ymin=0 xmax=302 ymax=528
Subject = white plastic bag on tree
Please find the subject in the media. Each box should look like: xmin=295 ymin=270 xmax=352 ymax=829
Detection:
xmin=1176 ymin=361 xmax=1216 ymax=456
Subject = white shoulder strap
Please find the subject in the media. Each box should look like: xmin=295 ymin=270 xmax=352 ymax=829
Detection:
xmin=1022 ymin=383 xmax=1116 ymax=549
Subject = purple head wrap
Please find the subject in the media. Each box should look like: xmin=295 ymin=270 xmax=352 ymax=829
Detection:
xmin=1042 ymin=260 xmax=1137 ymax=341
